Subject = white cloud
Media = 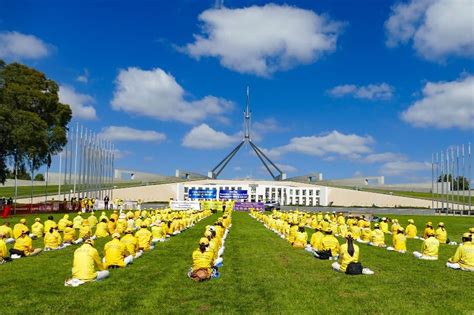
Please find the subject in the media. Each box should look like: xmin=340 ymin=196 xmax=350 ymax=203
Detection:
xmin=99 ymin=126 xmax=166 ymax=142
xmin=363 ymin=152 xmax=406 ymax=163
xmin=111 ymin=67 xmax=233 ymax=124
xmin=182 ymin=124 xmax=240 ymax=149
xmin=184 ymin=4 xmax=343 ymax=76
xmin=401 ymin=75 xmax=474 ymax=129
xmin=379 ymin=160 xmax=430 ymax=175
xmin=0 ymin=31 xmax=50 ymax=60
xmin=328 ymin=83 xmax=394 ymax=100
xmin=385 ymin=0 xmax=474 ymax=61
xmin=58 ymin=85 xmax=97 ymax=120
xmin=113 ymin=148 xmax=132 ymax=160
xmin=276 ymin=163 xmax=297 ymax=173
xmin=76 ymin=69 xmax=89 ymax=83
xmin=270 ymin=130 xmax=374 ymax=159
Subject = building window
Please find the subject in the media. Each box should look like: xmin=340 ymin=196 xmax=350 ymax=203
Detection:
xmin=296 ymin=189 xmax=300 ymax=195
xmin=316 ymin=190 xmax=320 ymax=196
xmin=309 ymin=190 xmax=313 ymax=196
xmin=184 ymin=187 xmax=189 ymax=193
xmin=289 ymin=189 xmax=293 ymax=194
xmin=302 ymin=190 xmax=306 ymax=196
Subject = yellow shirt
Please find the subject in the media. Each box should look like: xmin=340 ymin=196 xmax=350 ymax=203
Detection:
xmin=449 ymin=242 xmax=474 ymax=270
xmin=421 ymin=237 xmax=439 ymax=257
xmin=104 ymin=238 xmax=128 ymax=268
xmin=321 ymin=235 xmax=340 ymax=256
xmin=423 ymin=227 xmax=435 ymax=239
xmin=0 ymin=225 xmax=13 ymax=238
xmin=95 ymin=222 xmax=109 ymax=238
xmin=338 ymin=243 xmax=360 ymax=272
xmin=135 ymin=228 xmax=152 ymax=251
xmin=88 ymin=215 xmax=98 ymax=228
xmin=361 ymin=228 xmax=372 ymax=242
xmin=380 ymin=221 xmax=389 ymax=233
xmin=371 ymin=229 xmax=385 ymax=246
xmin=63 ymin=227 xmax=76 ymax=243
xmin=393 ymin=233 xmax=407 ymax=251
xmin=0 ymin=239 xmax=8 ymax=258
xmin=13 ymin=223 xmax=27 ymax=239
xmin=310 ymin=231 xmax=324 ymax=250
xmin=73 ymin=216 xmax=83 ymax=229
xmin=435 ymin=228 xmax=447 ymax=244
xmin=192 ymin=248 xmax=213 ymax=272
xmin=151 ymin=226 xmax=165 ymax=239
xmin=405 ymin=224 xmax=417 ymax=238
xmin=44 ymin=220 xmax=56 ymax=234
xmin=121 ymin=234 xmax=138 ymax=255
xmin=72 ymin=244 xmax=104 ymax=281
xmin=31 ymin=222 xmax=44 ymax=238
xmin=293 ymin=231 xmax=308 ymax=248
xmin=13 ymin=235 xmax=33 ymax=254
xmin=349 ymin=225 xmax=361 ymax=239
xmin=79 ymin=225 xmax=92 ymax=239
xmin=44 ymin=231 xmax=62 ymax=249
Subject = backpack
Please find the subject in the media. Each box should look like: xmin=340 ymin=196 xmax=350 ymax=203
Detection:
xmin=345 ymin=262 xmax=363 ymax=275
xmin=315 ymin=250 xmax=332 ymax=260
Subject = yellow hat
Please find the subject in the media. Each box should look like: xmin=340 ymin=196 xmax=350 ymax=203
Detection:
xmin=141 ymin=223 xmax=147 ymax=228
xmin=20 ymin=218 xmax=26 ymax=224
xmin=199 ymin=237 xmax=209 ymax=246
xmin=374 ymin=223 xmax=379 ymax=228
xmin=35 ymin=218 xmax=41 ymax=222
xmin=427 ymin=230 xmax=435 ymax=237
xmin=204 ymin=230 xmax=212 ymax=238
xmin=77 ymin=212 xmax=82 ymax=215
xmin=426 ymin=222 xmax=432 ymax=226
xmin=325 ymin=228 xmax=333 ymax=234
xmin=398 ymin=226 xmax=405 ymax=232
xmin=463 ymin=232 xmax=472 ymax=239
xmin=85 ymin=238 xmax=95 ymax=246
xmin=469 ymin=227 xmax=474 ymax=233
xmin=438 ymin=222 xmax=444 ymax=227
xmin=299 ymin=222 xmax=305 ymax=228
xmin=408 ymin=219 xmax=414 ymax=224
xmin=112 ymin=232 xmax=120 ymax=239
xmin=21 ymin=227 xmax=29 ymax=234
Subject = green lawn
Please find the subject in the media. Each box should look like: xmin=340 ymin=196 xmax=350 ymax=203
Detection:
xmin=0 ymin=211 xmax=473 ymax=314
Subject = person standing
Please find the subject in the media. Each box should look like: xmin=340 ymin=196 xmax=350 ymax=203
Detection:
xmin=104 ymin=196 xmax=110 ymax=210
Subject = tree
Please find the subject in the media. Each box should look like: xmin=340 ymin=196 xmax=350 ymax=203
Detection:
xmin=437 ymin=174 xmax=470 ymax=190
xmin=0 ymin=60 xmax=72 ymax=184
xmin=34 ymin=173 xmax=45 ymax=181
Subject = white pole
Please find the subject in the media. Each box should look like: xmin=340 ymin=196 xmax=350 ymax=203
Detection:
xmin=431 ymin=153 xmax=434 ymax=210
xmin=462 ymin=144 xmax=465 ymax=212
xmin=73 ymin=123 xmax=79 ymax=197
xmin=58 ymin=151 xmax=62 ymax=201
xmin=441 ymin=151 xmax=444 ymax=212
xmin=469 ymin=142 xmax=472 ymax=214
xmin=435 ymin=152 xmax=439 ymax=210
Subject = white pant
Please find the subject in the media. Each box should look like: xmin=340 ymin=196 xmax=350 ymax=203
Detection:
xmin=214 ymin=257 xmax=223 ymax=267
xmin=332 ymin=262 xmax=342 ymax=272
xmin=446 ymin=262 xmax=474 ymax=271
xmin=218 ymin=247 xmax=225 ymax=258
xmin=96 ymin=270 xmax=110 ymax=281
xmin=5 ymin=238 xmax=14 ymax=244
xmin=134 ymin=251 xmax=143 ymax=259
xmin=124 ymin=255 xmax=133 ymax=266
xmin=413 ymin=251 xmax=438 ymax=260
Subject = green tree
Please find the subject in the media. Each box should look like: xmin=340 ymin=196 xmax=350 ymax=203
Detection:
xmin=0 ymin=60 xmax=72 ymax=184
xmin=34 ymin=173 xmax=45 ymax=181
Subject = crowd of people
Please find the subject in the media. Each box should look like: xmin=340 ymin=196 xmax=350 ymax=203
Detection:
xmin=0 ymin=208 xmax=213 ymax=286
xmin=190 ymin=209 xmax=232 ymax=282
xmin=250 ymin=210 xmax=474 ymax=273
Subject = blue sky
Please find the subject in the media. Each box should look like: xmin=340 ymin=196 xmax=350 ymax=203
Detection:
xmin=1 ymin=0 xmax=473 ymax=183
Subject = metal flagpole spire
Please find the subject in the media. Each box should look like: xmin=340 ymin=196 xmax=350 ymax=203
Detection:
xmin=441 ymin=151 xmax=444 ymax=212
xmin=435 ymin=152 xmax=439 ymax=210
xmin=73 ymin=123 xmax=79 ymax=197
xmin=462 ymin=144 xmax=465 ymax=212
xmin=456 ymin=145 xmax=460 ymax=211
xmin=431 ymin=153 xmax=434 ymax=210
xmin=451 ymin=147 xmax=455 ymax=214
xmin=469 ymin=142 xmax=472 ymax=215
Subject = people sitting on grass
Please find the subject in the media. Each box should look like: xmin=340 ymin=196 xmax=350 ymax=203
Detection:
xmin=58 ymin=214 xmax=72 ymax=232
xmin=413 ymin=231 xmax=439 ymax=260
xmin=121 ymin=228 xmax=143 ymax=259
xmin=0 ymin=233 xmax=11 ymax=264
xmin=423 ymin=222 xmax=435 ymax=239
xmin=332 ymin=232 xmax=374 ymax=275
xmin=13 ymin=218 xmax=28 ymax=239
xmin=73 ymin=212 xmax=83 ymax=229
xmin=44 ymin=216 xmax=56 ymax=235
xmin=446 ymin=233 xmax=474 ymax=272
xmin=44 ymin=225 xmax=64 ymax=251
xmin=369 ymin=223 xmax=386 ymax=247
xmin=314 ymin=228 xmax=339 ymax=260
xmin=390 ymin=219 xmax=400 ymax=235
xmin=136 ymin=223 xmax=153 ymax=251
xmin=358 ymin=221 xmax=371 ymax=244
xmin=307 ymin=225 xmax=324 ymax=253
xmin=190 ymin=237 xmax=214 ymax=282
xmin=10 ymin=228 xmax=42 ymax=258
xmin=405 ymin=219 xmax=418 ymax=239
xmin=95 ymin=219 xmax=109 ymax=238
xmin=387 ymin=227 xmax=407 ymax=253
xmin=435 ymin=222 xmax=456 ymax=245
xmin=66 ymin=238 xmax=109 ymax=287
xmin=379 ymin=217 xmax=389 ymax=233
xmin=292 ymin=225 xmax=308 ymax=248
xmin=0 ymin=222 xmax=14 ymax=243
xmin=31 ymin=218 xmax=44 ymax=239
xmin=104 ymin=233 xmax=134 ymax=269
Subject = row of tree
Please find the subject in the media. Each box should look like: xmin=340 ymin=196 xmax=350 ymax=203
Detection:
xmin=0 ymin=60 xmax=72 ymax=185
xmin=437 ymin=175 xmax=470 ymax=190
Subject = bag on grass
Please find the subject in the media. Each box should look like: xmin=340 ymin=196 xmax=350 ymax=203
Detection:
xmin=316 ymin=250 xmax=332 ymax=260
xmin=345 ymin=262 xmax=363 ymax=275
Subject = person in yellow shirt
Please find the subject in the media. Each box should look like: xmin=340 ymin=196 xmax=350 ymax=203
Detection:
xmin=107 ymin=218 xmax=117 ymax=235
xmin=292 ymin=226 xmax=308 ymax=248
xmin=13 ymin=218 xmax=28 ymax=239
xmin=190 ymin=237 xmax=215 ymax=281
xmin=73 ymin=212 xmax=83 ymax=229
xmin=387 ymin=227 xmax=407 ymax=253
xmin=151 ymin=221 xmax=166 ymax=243
xmin=88 ymin=212 xmax=98 ymax=228
xmin=63 ymin=223 xmax=78 ymax=245
xmin=405 ymin=219 xmax=418 ymax=239
xmin=43 ymin=216 xmax=56 ymax=235
xmin=349 ymin=223 xmax=361 ymax=240
xmin=104 ymin=233 xmax=133 ymax=269
xmin=95 ymin=219 xmax=109 ymax=238
xmin=44 ymin=226 xmax=64 ymax=250
xmin=446 ymin=233 xmax=474 ymax=271
xmin=369 ymin=224 xmax=386 ymax=247
xmin=423 ymin=222 xmax=435 ymax=239
xmin=31 ymin=218 xmax=44 ymax=239
xmin=359 ymin=222 xmax=371 ymax=244
xmin=315 ymin=228 xmax=340 ymax=260
xmin=99 ymin=211 xmax=108 ymax=223
xmin=414 ymin=231 xmax=439 ymax=260
xmin=0 ymin=222 xmax=14 ymax=243
xmin=332 ymin=232 xmax=374 ymax=275
xmin=135 ymin=223 xmax=153 ymax=251
xmin=79 ymin=220 xmax=92 ymax=239
xmin=379 ymin=217 xmax=389 ymax=233
xmin=10 ymin=228 xmax=42 ymax=258
xmin=307 ymin=226 xmax=324 ymax=252
xmin=390 ymin=219 xmax=400 ymax=235
xmin=0 ymin=233 xmax=11 ymax=264
xmin=121 ymin=228 xmax=143 ymax=259
xmin=435 ymin=222 xmax=448 ymax=244
xmin=110 ymin=210 xmax=119 ymax=222
xmin=58 ymin=214 xmax=71 ymax=232
xmin=66 ymin=238 xmax=109 ymax=286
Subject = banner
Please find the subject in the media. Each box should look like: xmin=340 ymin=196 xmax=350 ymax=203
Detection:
xmin=234 ymin=202 xmax=264 ymax=211
xmin=189 ymin=188 xmax=217 ymax=199
xmin=170 ymin=201 xmax=201 ymax=211
xmin=219 ymin=190 xmax=248 ymax=200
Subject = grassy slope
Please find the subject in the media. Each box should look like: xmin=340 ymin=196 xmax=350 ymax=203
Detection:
xmin=0 ymin=212 xmax=473 ymax=314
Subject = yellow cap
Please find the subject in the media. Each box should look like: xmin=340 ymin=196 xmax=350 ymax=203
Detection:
xmin=20 ymin=218 xmax=26 ymax=224
xmin=426 ymin=221 xmax=432 ymax=226
xmin=469 ymin=227 xmax=474 ymax=233
xmin=398 ymin=227 xmax=405 ymax=232
xmin=141 ymin=223 xmax=147 ymax=228
xmin=112 ymin=232 xmax=120 ymax=239
xmin=85 ymin=238 xmax=95 ymax=246
xmin=438 ymin=222 xmax=444 ymax=227
xmin=408 ymin=219 xmax=414 ymax=224
xmin=77 ymin=212 xmax=82 ymax=215
xmin=35 ymin=218 xmax=41 ymax=222
xmin=199 ymin=237 xmax=209 ymax=246
xmin=204 ymin=230 xmax=212 ymax=238
xmin=374 ymin=223 xmax=379 ymax=228
xmin=463 ymin=232 xmax=472 ymax=239
xmin=125 ymin=228 xmax=133 ymax=233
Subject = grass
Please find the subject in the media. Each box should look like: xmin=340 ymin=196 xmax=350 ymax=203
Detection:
xmin=0 ymin=211 xmax=473 ymax=314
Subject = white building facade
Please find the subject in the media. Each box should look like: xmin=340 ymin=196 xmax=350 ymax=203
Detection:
xmin=176 ymin=180 xmax=329 ymax=206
